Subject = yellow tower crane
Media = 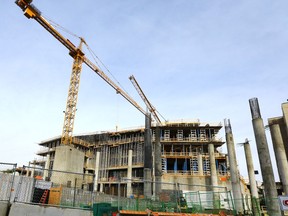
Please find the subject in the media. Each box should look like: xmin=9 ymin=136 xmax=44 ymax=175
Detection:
xmin=15 ymin=0 xmax=146 ymax=146
xmin=129 ymin=75 xmax=166 ymax=125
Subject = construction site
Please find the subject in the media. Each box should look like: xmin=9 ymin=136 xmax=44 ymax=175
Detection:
xmin=0 ymin=0 xmax=288 ymax=216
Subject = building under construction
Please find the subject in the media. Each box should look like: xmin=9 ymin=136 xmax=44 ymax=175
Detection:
xmin=35 ymin=119 xmax=245 ymax=198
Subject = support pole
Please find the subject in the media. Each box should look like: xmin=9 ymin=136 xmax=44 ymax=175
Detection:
xmin=144 ymin=113 xmax=152 ymax=198
xmin=224 ymin=119 xmax=243 ymax=214
xmin=93 ymin=151 xmax=100 ymax=192
xmin=281 ymin=103 xmax=288 ymax=158
xmin=127 ymin=149 xmax=133 ymax=197
xmin=268 ymin=117 xmax=288 ymax=195
xmin=208 ymin=143 xmax=220 ymax=208
xmin=249 ymin=97 xmax=281 ymax=216
xmin=242 ymin=139 xmax=260 ymax=216
xmin=43 ymin=154 xmax=50 ymax=181
xmin=154 ymin=126 xmax=162 ymax=196
xmin=197 ymin=153 xmax=203 ymax=176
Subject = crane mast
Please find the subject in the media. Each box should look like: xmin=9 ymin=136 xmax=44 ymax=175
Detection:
xmin=61 ymin=39 xmax=85 ymax=145
xmin=16 ymin=0 xmax=146 ymax=145
xmin=129 ymin=75 xmax=162 ymax=125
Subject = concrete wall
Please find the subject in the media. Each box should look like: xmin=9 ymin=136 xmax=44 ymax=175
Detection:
xmin=51 ymin=145 xmax=85 ymax=187
xmin=0 ymin=201 xmax=9 ymax=216
xmin=9 ymin=203 xmax=92 ymax=216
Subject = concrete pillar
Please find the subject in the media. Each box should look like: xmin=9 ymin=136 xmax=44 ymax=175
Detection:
xmin=31 ymin=161 xmax=35 ymax=178
xmin=268 ymin=117 xmax=288 ymax=195
xmin=127 ymin=149 xmax=133 ymax=197
xmin=144 ymin=113 xmax=152 ymax=198
xmin=154 ymin=126 xmax=162 ymax=196
xmin=249 ymin=98 xmax=281 ymax=215
xmin=281 ymin=103 xmax=288 ymax=157
xmin=26 ymin=162 xmax=30 ymax=177
xmin=224 ymin=119 xmax=243 ymax=214
xmin=144 ymin=113 xmax=152 ymax=169
xmin=197 ymin=153 xmax=203 ymax=176
xmin=93 ymin=151 xmax=101 ymax=191
xmin=43 ymin=154 xmax=50 ymax=180
xmin=243 ymin=139 xmax=260 ymax=216
xmin=208 ymin=143 xmax=220 ymax=208
xmin=282 ymin=102 xmax=288 ymax=134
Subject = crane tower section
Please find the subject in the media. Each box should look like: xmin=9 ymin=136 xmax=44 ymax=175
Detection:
xmin=61 ymin=39 xmax=85 ymax=145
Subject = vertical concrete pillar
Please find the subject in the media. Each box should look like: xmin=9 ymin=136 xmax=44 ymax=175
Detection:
xmin=282 ymin=102 xmax=288 ymax=135
xmin=100 ymin=183 xmax=103 ymax=193
xmin=43 ymin=154 xmax=50 ymax=180
xmin=26 ymin=162 xmax=30 ymax=177
xmin=31 ymin=161 xmax=35 ymax=178
xmin=208 ymin=143 xmax=220 ymax=208
xmin=268 ymin=117 xmax=288 ymax=195
xmin=249 ymin=98 xmax=281 ymax=216
xmin=154 ymin=126 xmax=162 ymax=196
xmin=243 ymin=139 xmax=260 ymax=216
xmin=144 ymin=113 xmax=152 ymax=198
xmin=224 ymin=119 xmax=243 ymax=214
xmin=281 ymin=103 xmax=288 ymax=157
xmin=197 ymin=153 xmax=203 ymax=176
xmin=93 ymin=151 xmax=100 ymax=192
xmin=127 ymin=149 xmax=133 ymax=197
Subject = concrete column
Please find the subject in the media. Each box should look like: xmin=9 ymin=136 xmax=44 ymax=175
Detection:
xmin=208 ymin=143 xmax=220 ymax=208
xmin=268 ymin=117 xmax=288 ymax=195
xmin=197 ymin=153 xmax=203 ymax=176
xmin=43 ymin=154 xmax=50 ymax=180
xmin=100 ymin=183 xmax=103 ymax=193
xmin=93 ymin=151 xmax=100 ymax=192
xmin=281 ymin=103 xmax=288 ymax=157
xmin=144 ymin=168 xmax=152 ymax=198
xmin=243 ymin=139 xmax=260 ymax=216
xmin=31 ymin=161 xmax=35 ymax=178
xmin=126 ymin=149 xmax=133 ymax=197
xmin=282 ymin=102 xmax=288 ymax=134
xmin=224 ymin=119 xmax=243 ymax=214
xmin=26 ymin=162 xmax=30 ymax=177
xmin=249 ymin=98 xmax=281 ymax=216
xmin=208 ymin=143 xmax=218 ymax=187
xmin=144 ymin=113 xmax=152 ymax=198
xmin=154 ymin=126 xmax=162 ymax=196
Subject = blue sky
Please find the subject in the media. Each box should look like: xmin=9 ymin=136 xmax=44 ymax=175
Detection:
xmin=1 ymin=0 xmax=288 ymax=181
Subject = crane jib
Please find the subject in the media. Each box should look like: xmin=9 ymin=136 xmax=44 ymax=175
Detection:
xmin=15 ymin=0 xmax=148 ymax=145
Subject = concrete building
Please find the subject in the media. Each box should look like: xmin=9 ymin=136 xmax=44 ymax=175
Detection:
xmin=35 ymin=119 xmax=247 ymax=199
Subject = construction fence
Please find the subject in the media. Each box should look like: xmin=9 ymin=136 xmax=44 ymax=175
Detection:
xmin=0 ymin=162 xmax=17 ymax=201
xmin=0 ymin=162 xmax=278 ymax=215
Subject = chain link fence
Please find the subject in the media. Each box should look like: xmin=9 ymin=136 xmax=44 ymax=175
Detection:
xmin=0 ymin=162 xmax=284 ymax=215
xmin=14 ymin=165 xmax=95 ymax=208
xmin=0 ymin=162 xmax=17 ymax=202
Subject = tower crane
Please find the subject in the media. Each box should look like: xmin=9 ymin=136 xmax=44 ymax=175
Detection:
xmin=129 ymin=75 xmax=166 ymax=125
xmin=15 ymin=0 xmax=146 ymax=146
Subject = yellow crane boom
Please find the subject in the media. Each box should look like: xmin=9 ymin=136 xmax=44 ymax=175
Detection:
xmin=15 ymin=0 xmax=146 ymax=145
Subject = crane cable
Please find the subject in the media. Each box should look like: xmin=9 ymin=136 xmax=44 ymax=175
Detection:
xmin=44 ymin=15 xmax=81 ymax=39
xmin=84 ymin=43 xmax=131 ymax=97
xmin=44 ymin=15 xmax=133 ymax=99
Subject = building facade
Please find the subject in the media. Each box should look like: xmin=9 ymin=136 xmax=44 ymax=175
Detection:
xmin=36 ymin=120 xmax=240 ymax=198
